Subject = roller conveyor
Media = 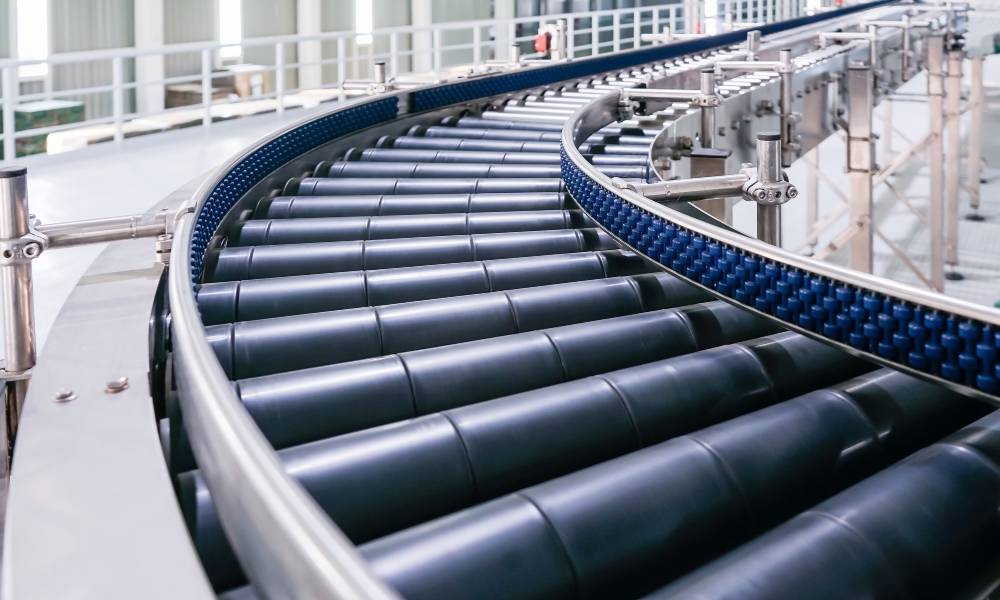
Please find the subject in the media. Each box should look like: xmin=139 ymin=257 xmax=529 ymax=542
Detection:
xmin=41 ymin=3 xmax=990 ymax=599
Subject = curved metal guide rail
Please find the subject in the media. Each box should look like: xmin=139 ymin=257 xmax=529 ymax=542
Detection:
xmin=162 ymin=2 xmax=1000 ymax=599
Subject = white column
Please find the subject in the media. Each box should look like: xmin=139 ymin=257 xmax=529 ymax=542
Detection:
xmin=411 ymin=0 xmax=432 ymax=74
xmin=297 ymin=0 xmax=322 ymax=89
xmin=494 ymin=0 xmax=515 ymax=61
xmin=134 ymin=0 xmax=165 ymax=114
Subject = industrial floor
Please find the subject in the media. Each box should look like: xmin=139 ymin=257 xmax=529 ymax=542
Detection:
xmin=16 ymin=57 xmax=1000 ymax=356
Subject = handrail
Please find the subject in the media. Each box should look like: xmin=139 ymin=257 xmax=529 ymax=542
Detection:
xmin=0 ymin=4 xmax=685 ymax=69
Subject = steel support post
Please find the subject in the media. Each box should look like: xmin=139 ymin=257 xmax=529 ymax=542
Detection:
xmin=756 ymin=133 xmax=783 ymax=246
xmin=778 ymin=48 xmax=796 ymax=167
xmin=967 ymin=54 xmax=984 ymax=220
xmin=926 ymin=34 xmax=946 ymax=291
xmin=846 ymin=64 xmax=874 ymax=273
xmin=0 ymin=167 xmax=35 ymax=474
xmin=805 ymin=145 xmax=820 ymax=254
xmin=944 ymin=47 xmax=963 ymax=274
xmin=700 ymin=68 xmax=716 ymax=148
xmin=746 ymin=30 xmax=760 ymax=61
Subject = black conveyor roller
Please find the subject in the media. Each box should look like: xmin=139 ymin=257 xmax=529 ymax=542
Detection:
xmin=361 ymin=371 xmax=983 ymax=600
xmin=180 ymin=332 xmax=870 ymax=591
xmin=230 ymin=210 xmax=590 ymax=246
xmin=196 ymin=250 xmax=649 ymax=324
xmin=288 ymin=177 xmax=565 ymax=196
xmin=204 ymin=228 xmax=616 ymax=281
xmin=256 ymin=192 xmax=570 ymax=219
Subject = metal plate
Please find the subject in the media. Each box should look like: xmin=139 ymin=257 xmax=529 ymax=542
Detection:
xmin=1 ymin=178 xmax=213 ymax=600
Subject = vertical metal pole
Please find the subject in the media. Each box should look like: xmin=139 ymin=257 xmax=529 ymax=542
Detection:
xmin=613 ymin=13 xmax=621 ymax=52
xmin=883 ymin=98 xmax=893 ymax=156
xmin=633 ymin=8 xmax=641 ymax=49
xmin=566 ymin=17 xmax=575 ymax=59
xmin=554 ymin=19 xmax=568 ymax=61
xmin=473 ymin=26 xmax=482 ymax=69
xmin=112 ymin=57 xmax=124 ymax=144
xmin=0 ymin=166 xmax=35 ymax=473
xmin=373 ymin=61 xmax=386 ymax=85
xmin=275 ymin=43 xmax=286 ymax=115
xmin=944 ymin=47 xmax=963 ymax=273
xmin=846 ymin=63 xmax=874 ymax=273
xmin=432 ymin=29 xmax=442 ymax=74
xmin=337 ymin=37 xmax=347 ymax=87
xmin=779 ymin=48 xmax=795 ymax=167
xmin=747 ymin=30 xmax=760 ymax=61
xmin=591 ymin=16 xmax=599 ymax=56
xmin=2 ymin=67 xmax=17 ymax=162
xmin=756 ymin=133 xmax=783 ymax=246
xmin=967 ymin=54 xmax=983 ymax=218
xmin=669 ymin=6 xmax=677 ymax=39
xmin=805 ymin=146 xmax=820 ymax=254
xmin=700 ymin=68 xmax=716 ymax=148
xmin=926 ymin=33 xmax=946 ymax=291
xmin=901 ymin=14 xmax=912 ymax=80
xmin=509 ymin=22 xmax=517 ymax=60
xmin=200 ymin=49 xmax=212 ymax=128
xmin=390 ymin=33 xmax=400 ymax=78
xmin=510 ymin=44 xmax=521 ymax=64
xmin=652 ymin=9 xmax=660 ymax=42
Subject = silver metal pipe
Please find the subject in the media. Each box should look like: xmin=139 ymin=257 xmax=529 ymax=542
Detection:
xmin=39 ymin=214 xmax=167 ymax=248
xmin=756 ymin=132 xmax=783 ymax=246
xmin=757 ymin=204 xmax=782 ymax=246
xmin=0 ymin=167 xmax=34 ymax=376
xmin=716 ymin=60 xmax=782 ymax=72
xmin=0 ymin=167 xmax=34 ymax=474
xmin=618 ymin=173 xmax=749 ymax=202
xmin=700 ymin=68 xmax=716 ymax=148
xmin=510 ymin=44 xmax=521 ymax=64
xmin=846 ymin=63 xmax=874 ymax=273
xmin=967 ymin=54 xmax=983 ymax=216
xmin=746 ymin=30 xmax=761 ymax=61
xmin=944 ymin=47 xmax=963 ymax=270
xmin=553 ymin=18 xmax=568 ymax=61
xmin=622 ymin=88 xmax=701 ymax=102
xmin=779 ymin=48 xmax=795 ymax=166
xmin=926 ymin=33 xmax=946 ymax=291
xmin=373 ymin=61 xmax=386 ymax=85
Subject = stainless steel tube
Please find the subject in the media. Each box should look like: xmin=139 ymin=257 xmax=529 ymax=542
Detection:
xmin=625 ymin=173 xmax=749 ymax=202
xmin=700 ymin=68 xmax=716 ymax=148
xmin=373 ymin=61 xmax=387 ymax=85
xmin=779 ymin=48 xmax=794 ymax=166
xmin=746 ymin=30 xmax=761 ymax=61
xmin=0 ymin=167 xmax=34 ymax=376
xmin=39 ymin=214 xmax=167 ymax=248
xmin=926 ymin=33 xmax=946 ymax=291
xmin=0 ymin=166 xmax=34 ymax=473
xmin=944 ymin=48 xmax=963 ymax=269
xmin=756 ymin=133 xmax=783 ymax=246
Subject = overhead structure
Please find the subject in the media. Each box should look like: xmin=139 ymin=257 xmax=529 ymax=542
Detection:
xmin=4 ymin=2 xmax=1000 ymax=599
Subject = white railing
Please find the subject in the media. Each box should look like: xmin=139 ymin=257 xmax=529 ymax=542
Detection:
xmin=0 ymin=0 xmax=804 ymax=162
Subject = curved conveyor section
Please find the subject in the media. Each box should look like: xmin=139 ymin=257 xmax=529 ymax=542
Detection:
xmin=166 ymin=2 xmax=1000 ymax=598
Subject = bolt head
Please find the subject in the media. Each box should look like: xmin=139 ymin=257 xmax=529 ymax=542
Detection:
xmin=787 ymin=186 xmax=799 ymax=199
xmin=105 ymin=376 xmax=130 ymax=394
xmin=756 ymin=190 xmax=768 ymax=201
xmin=23 ymin=242 xmax=40 ymax=258
xmin=53 ymin=389 xmax=76 ymax=403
